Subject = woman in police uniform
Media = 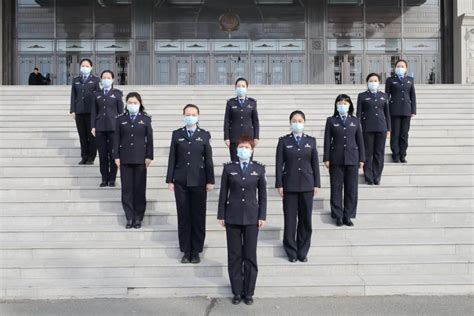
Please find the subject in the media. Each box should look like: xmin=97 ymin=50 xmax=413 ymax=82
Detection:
xmin=114 ymin=92 xmax=154 ymax=229
xmin=218 ymin=135 xmax=266 ymax=306
xmin=323 ymin=94 xmax=365 ymax=227
xmin=166 ymin=104 xmax=215 ymax=264
xmin=275 ymin=110 xmax=320 ymax=263
xmin=91 ymin=70 xmax=124 ymax=187
xmin=356 ymin=73 xmax=391 ymax=185
xmin=69 ymin=58 xmax=100 ymax=165
xmin=223 ymin=78 xmax=260 ymax=161
xmin=385 ymin=59 xmax=416 ymax=163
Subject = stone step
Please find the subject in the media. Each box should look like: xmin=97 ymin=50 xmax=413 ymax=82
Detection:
xmin=1 ymin=173 xmax=471 ymax=188
xmin=1 ymin=255 xmax=471 ymax=280
xmin=1 ymin=209 xmax=472 ymax=228
xmin=2 ymin=237 xmax=472 ymax=260
xmin=1 ymin=185 xmax=472 ymax=201
xmin=1 ymin=224 xmax=471 ymax=243
xmin=2 ymin=274 xmax=472 ymax=299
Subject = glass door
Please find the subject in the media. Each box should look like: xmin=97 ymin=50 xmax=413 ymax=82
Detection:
xmin=329 ymin=54 xmax=363 ymax=84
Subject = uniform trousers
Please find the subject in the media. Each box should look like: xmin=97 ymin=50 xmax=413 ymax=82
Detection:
xmin=329 ymin=165 xmax=359 ymax=220
xmin=120 ymin=164 xmax=147 ymax=221
xmin=75 ymin=113 xmax=97 ymax=161
xmin=390 ymin=116 xmax=411 ymax=159
xmin=282 ymin=191 xmax=314 ymax=260
xmin=226 ymin=223 xmax=259 ymax=297
xmin=363 ymin=131 xmax=387 ymax=183
xmin=96 ymin=131 xmax=117 ymax=183
xmin=174 ymin=183 xmax=207 ymax=254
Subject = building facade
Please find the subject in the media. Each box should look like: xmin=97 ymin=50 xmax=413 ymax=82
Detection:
xmin=0 ymin=0 xmax=464 ymax=85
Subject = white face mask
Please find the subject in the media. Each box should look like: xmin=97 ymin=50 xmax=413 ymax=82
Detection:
xmin=127 ymin=103 xmax=140 ymax=114
xmin=368 ymin=82 xmax=379 ymax=92
xmin=80 ymin=67 xmax=92 ymax=75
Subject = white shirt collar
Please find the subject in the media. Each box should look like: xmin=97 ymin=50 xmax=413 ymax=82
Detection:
xmin=293 ymin=132 xmax=303 ymax=138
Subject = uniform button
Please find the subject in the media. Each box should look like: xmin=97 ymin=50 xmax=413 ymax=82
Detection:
xmin=242 ymin=177 xmax=246 ymax=181
xmin=242 ymin=199 xmax=245 ymax=202
xmin=131 ymin=125 xmax=134 ymax=128
xmin=189 ymin=142 xmax=191 ymax=144
xmin=344 ymin=127 xmax=346 ymax=130
xmin=241 ymin=124 xmax=243 ymax=126
xmin=187 ymin=152 xmax=190 ymax=155
xmin=298 ymin=168 xmax=301 ymax=171
xmin=241 ymin=109 xmax=244 ymax=112
xmin=298 ymin=148 xmax=301 ymax=151
xmin=344 ymin=136 xmax=346 ymax=138
xmin=375 ymin=100 xmax=378 ymax=102
xmin=103 ymin=113 xmax=106 ymax=116
xmin=242 ymin=188 xmax=245 ymax=191
xmin=131 ymin=134 xmax=133 ymax=137
xmin=344 ymin=145 xmax=347 ymax=147
xmin=103 ymin=106 xmax=106 ymax=108
xmin=187 ymin=162 xmax=190 ymax=166
xmin=131 ymin=143 xmax=134 ymax=146
xmin=298 ymin=158 xmax=301 ymax=160
xmin=376 ymin=113 xmax=378 ymax=116
xmin=241 ymin=116 xmax=243 ymax=119
xmin=375 ymin=106 xmax=378 ymax=109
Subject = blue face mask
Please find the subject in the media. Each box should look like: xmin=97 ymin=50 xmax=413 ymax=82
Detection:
xmin=101 ymin=79 xmax=113 ymax=89
xmin=395 ymin=67 xmax=406 ymax=77
xmin=367 ymin=82 xmax=379 ymax=92
xmin=183 ymin=115 xmax=198 ymax=126
xmin=127 ymin=104 xmax=140 ymax=114
xmin=236 ymin=87 xmax=247 ymax=97
xmin=337 ymin=104 xmax=349 ymax=115
xmin=80 ymin=67 xmax=92 ymax=75
xmin=291 ymin=122 xmax=304 ymax=133
xmin=237 ymin=147 xmax=252 ymax=160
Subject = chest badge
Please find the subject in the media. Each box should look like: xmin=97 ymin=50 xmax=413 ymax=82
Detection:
xmin=138 ymin=120 xmax=145 ymax=125
xmin=333 ymin=124 xmax=340 ymax=127
xmin=365 ymin=97 xmax=371 ymax=101
xmin=286 ymin=145 xmax=293 ymax=149
xmin=305 ymin=143 xmax=312 ymax=148
xmin=178 ymin=138 xmax=185 ymax=142
xmin=196 ymin=137 xmax=203 ymax=142
xmin=349 ymin=122 xmax=356 ymax=127
xmin=121 ymin=121 xmax=128 ymax=125
xmin=230 ymin=172 xmax=238 ymax=176
xmin=232 ymin=106 xmax=238 ymax=109
xmin=250 ymin=171 xmax=259 ymax=176
xmin=110 ymin=94 xmax=116 ymax=98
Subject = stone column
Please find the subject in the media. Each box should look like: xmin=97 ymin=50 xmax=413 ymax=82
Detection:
xmin=453 ymin=0 xmax=474 ymax=84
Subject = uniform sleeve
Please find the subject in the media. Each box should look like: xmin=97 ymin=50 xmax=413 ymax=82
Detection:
xmin=356 ymin=93 xmax=362 ymax=119
xmin=356 ymin=120 xmax=366 ymax=162
xmin=252 ymin=102 xmax=260 ymax=139
xmin=384 ymin=97 xmax=391 ymax=132
xmin=165 ymin=131 xmax=176 ymax=184
xmin=323 ymin=118 xmax=331 ymax=162
xmin=311 ymin=138 xmax=321 ymax=188
xmin=205 ymin=132 xmax=215 ymax=184
xmin=410 ymin=82 xmax=417 ymax=115
xmin=113 ymin=118 xmax=120 ymax=160
xmin=384 ymin=78 xmax=391 ymax=96
xmin=70 ymin=81 xmax=76 ymax=114
xmin=145 ymin=118 xmax=154 ymax=160
xmin=258 ymin=167 xmax=267 ymax=221
xmin=90 ymin=97 xmax=97 ymax=128
xmin=223 ymin=101 xmax=231 ymax=140
xmin=217 ymin=167 xmax=229 ymax=220
xmin=275 ymin=137 xmax=284 ymax=188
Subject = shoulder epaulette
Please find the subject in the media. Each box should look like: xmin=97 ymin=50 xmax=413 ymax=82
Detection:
xmin=223 ymin=161 xmax=234 ymax=166
xmin=142 ymin=112 xmax=151 ymax=118
xmin=247 ymin=97 xmax=256 ymax=101
xmin=253 ymin=161 xmax=265 ymax=167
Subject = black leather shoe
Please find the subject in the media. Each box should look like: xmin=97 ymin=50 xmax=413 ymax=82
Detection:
xmin=125 ymin=220 xmax=133 ymax=229
xmin=400 ymin=157 xmax=407 ymax=163
xmin=244 ymin=296 xmax=254 ymax=305
xmin=78 ymin=159 xmax=87 ymax=165
xmin=232 ymin=295 xmax=241 ymax=305
xmin=366 ymin=180 xmax=374 ymax=185
xmin=374 ymin=180 xmax=380 ymax=185
xmin=181 ymin=254 xmax=190 ymax=264
xmin=99 ymin=182 xmax=108 ymax=187
xmin=392 ymin=157 xmax=400 ymax=163
xmin=134 ymin=220 xmax=142 ymax=229
xmin=298 ymin=257 xmax=308 ymax=263
xmin=85 ymin=160 xmax=94 ymax=165
xmin=343 ymin=218 xmax=354 ymax=226
xmin=108 ymin=182 xmax=116 ymax=187
xmin=190 ymin=254 xmax=200 ymax=264
xmin=289 ymin=257 xmax=297 ymax=263
xmin=336 ymin=218 xmax=344 ymax=226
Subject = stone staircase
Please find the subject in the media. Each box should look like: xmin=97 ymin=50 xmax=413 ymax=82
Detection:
xmin=0 ymin=85 xmax=472 ymax=299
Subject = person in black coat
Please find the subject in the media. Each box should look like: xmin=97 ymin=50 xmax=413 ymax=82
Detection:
xmin=28 ymin=68 xmax=47 ymax=85
xmin=357 ymin=73 xmax=391 ymax=185
xmin=166 ymin=104 xmax=215 ymax=264
xmin=323 ymin=94 xmax=365 ymax=227
xmin=91 ymin=70 xmax=124 ymax=187
xmin=275 ymin=110 xmax=321 ymax=263
xmin=385 ymin=59 xmax=416 ymax=163
xmin=113 ymin=92 xmax=154 ymax=229
xmin=218 ymin=135 xmax=266 ymax=306
xmin=224 ymin=78 xmax=260 ymax=161
xmin=69 ymin=58 xmax=100 ymax=165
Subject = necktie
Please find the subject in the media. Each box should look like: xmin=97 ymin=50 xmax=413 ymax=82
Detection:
xmin=342 ymin=116 xmax=347 ymax=124
xmin=83 ymin=75 xmax=87 ymax=82
xmin=242 ymin=162 xmax=248 ymax=174
xmin=239 ymin=99 xmax=244 ymax=107
xmin=188 ymin=130 xmax=194 ymax=138
xmin=296 ymin=136 xmax=301 ymax=145
xmin=104 ymin=89 xmax=109 ymax=95
xmin=131 ymin=114 xmax=136 ymax=122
